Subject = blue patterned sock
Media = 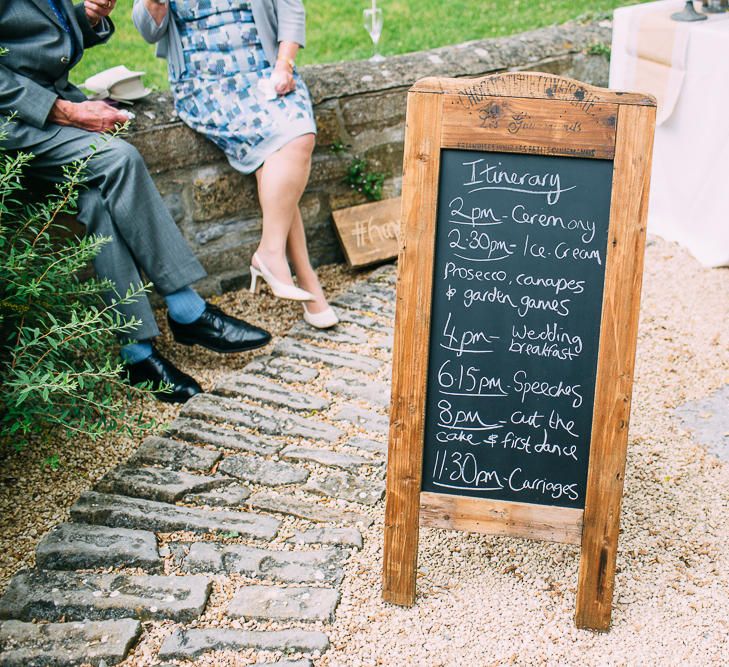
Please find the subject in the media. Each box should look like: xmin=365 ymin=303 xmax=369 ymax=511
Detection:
xmin=121 ymin=341 xmax=153 ymax=365
xmin=165 ymin=287 xmax=206 ymax=324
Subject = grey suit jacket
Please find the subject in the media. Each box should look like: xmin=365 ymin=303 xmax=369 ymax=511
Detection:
xmin=132 ymin=0 xmax=306 ymax=81
xmin=0 ymin=0 xmax=113 ymax=150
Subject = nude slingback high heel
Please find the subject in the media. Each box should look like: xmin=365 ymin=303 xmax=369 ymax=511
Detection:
xmin=303 ymin=303 xmax=339 ymax=329
xmin=249 ymin=252 xmax=314 ymax=302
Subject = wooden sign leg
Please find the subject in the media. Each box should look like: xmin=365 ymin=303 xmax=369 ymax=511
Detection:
xmin=574 ymin=104 xmax=655 ymax=631
xmin=382 ymin=423 xmax=421 ymax=606
xmin=382 ymin=92 xmax=443 ymax=606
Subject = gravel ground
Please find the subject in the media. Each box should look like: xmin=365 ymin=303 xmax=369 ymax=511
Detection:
xmin=318 ymin=237 xmax=729 ymax=666
xmin=0 ymin=262 xmax=361 ymax=594
xmin=2 ymin=238 xmax=728 ymax=667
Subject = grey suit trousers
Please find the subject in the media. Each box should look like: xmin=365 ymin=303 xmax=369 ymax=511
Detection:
xmin=26 ymin=125 xmax=207 ymax=340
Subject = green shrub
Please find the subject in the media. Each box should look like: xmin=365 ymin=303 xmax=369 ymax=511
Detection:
xmin=344 ymin=157 xmax=386 ymax=202
xmin=0 ymin=121 xmax=155 ymax=449
xmin=586 ymin=42 xmax=611 ymax=60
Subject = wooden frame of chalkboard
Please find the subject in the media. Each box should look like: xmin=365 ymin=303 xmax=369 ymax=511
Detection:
xmin=382 ymin=72 xmax=656 ymax=631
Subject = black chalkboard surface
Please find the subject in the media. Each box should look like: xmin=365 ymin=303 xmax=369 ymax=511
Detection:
xmin=421 ymin=149 xmax=613 ymax=509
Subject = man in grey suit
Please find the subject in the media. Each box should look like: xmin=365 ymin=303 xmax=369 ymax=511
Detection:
xmin=0 ymin=0 xmax=271 ymax=403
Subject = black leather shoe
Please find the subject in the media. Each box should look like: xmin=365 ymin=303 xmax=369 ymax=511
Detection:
xmin=125 ymin=349 xmax=202 ymax=404
xmin=167 ymin=303 xmax=272 ymax=353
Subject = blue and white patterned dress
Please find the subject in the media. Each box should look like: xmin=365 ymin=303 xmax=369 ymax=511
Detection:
xmin=169 ymin=0 xmax=317 ymax=173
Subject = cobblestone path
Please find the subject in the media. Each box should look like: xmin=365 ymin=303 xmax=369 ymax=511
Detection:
xmin=0 ymin=265 xmax=396 ymax=667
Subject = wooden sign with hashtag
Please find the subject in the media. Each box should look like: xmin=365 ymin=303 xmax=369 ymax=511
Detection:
xmin=332 ymin=197 xmax=402 ymax=268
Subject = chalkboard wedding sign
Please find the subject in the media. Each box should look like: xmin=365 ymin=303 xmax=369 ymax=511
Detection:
xmin=383 ymin=73 xmax=656 ymax=631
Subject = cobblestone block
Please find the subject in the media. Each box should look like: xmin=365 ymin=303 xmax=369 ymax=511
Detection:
xmin=128 ymin=436 xmax=221 ymax=472
xmin=333 ymin=405 xmax=390 ymax=434
xmin=287 ymin=527 xmax=363 ymax=549
xmin=71 ymin=491 xmax=280 ymax=540
xmin=288 ymin=321 xmax=369 ymax=346
xmin=331 ymin=292 xmax=394 ymax=318
xmin=372 ymin=333 xmax=394 ymax=351
xmin=183 ymin=484 xmax=251 ymax=507
xmin=96 ymin=466 xmax=230 ymax=503
xmin=305 ymin=471 xmax=385 ymax=506
xmin=228 ymin=585 xmax=340 ymax=622
xmin=218 ymin=455 xmax=309 ymax=487
xmin=281 ymin=446 xmax=382 ymax=471
xmin=272 ymin=340 xmax=383 ymax=374
xmin=325 ymin=376 xmax=391 ymax=408
xmin=345 ymin=436 xmax=387 ymax=455
xmin=168 ymin=418 xmax=283 ymax=455
xmin=179 ymin=543 xmax=346 ymax=585
xmin=181 ymin=394 xmax=342 ymax=443
xmin=244 ymin=355 xmax=320 ymax=383
xmin=35 ymin=523 xmax=161 ymax=572
xmin=159 ymin=628 xmax=329 ymax=660
xmin=334 ymin=308 xmax=392 ymax=332
xmin=248 ymin=491 xmax=373 ymax=527
xmin=215 ymin=373 xmax=329 ymax=412
xmin=0 ymin=618 xmax=141 ymax=667
xmin=0 ymin=571 xmax=210 ymax=623
xmin=346 ymin=282 xmax=396 ymax=304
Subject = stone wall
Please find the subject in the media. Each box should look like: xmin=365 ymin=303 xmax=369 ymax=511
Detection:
xmin=128 ymin=20 xmax=612 ymax=295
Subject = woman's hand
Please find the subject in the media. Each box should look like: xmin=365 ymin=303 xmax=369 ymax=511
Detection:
xmin=273 ymin=62 xmax=296 ymax=95
xmin=274 ymin=42 xmax=300 ymax=95
xmin=143 ymin=0 xmax=168 ymax=26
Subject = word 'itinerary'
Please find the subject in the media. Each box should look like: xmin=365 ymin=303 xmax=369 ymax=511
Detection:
xmin=421 ymin=149 xmax=613 ymax=509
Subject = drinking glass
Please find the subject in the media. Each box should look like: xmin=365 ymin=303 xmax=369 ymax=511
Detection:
xmin=363 ymin=7 xmax=384 ymax=62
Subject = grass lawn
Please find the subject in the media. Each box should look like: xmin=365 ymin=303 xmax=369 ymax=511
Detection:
xmin=73 ymin=0 xmax=647 ymax=91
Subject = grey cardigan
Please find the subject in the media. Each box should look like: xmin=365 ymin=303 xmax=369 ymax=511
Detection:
xmin=132 ymin=0 xmax=306 ymax=81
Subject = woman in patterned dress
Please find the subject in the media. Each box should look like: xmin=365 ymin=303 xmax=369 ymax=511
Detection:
xmin=133 ymin=0 xmax=338 ymax=328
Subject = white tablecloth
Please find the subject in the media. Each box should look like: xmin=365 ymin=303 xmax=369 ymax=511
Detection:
xmin=610 ymin=1 xmax=729 ymax=268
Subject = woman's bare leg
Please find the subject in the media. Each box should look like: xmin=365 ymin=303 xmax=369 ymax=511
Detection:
xmin=287 ymin=207 xmax=330 ymax=314
xmin=253 ymin=134 xmax=315 ymax=285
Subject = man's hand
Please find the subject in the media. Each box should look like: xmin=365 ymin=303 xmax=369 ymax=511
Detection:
xmin=84 ymin=0 xmax=116 ymax=27
xmin=48 ymin=99 xmax=129 ymax=133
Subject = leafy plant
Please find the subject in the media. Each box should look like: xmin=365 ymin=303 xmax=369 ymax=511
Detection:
xmin=0 ymin=120 xmax=156 ymax=450
xmin=586 ymin=42 xmax=611 ymax=60
xmin=344 ymin=157 xmax=386 ymax=202
xmin=42 ymin=453 xmax=61 ymax=471
xmin=329 ymin=140 xmax=349 ymax=155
